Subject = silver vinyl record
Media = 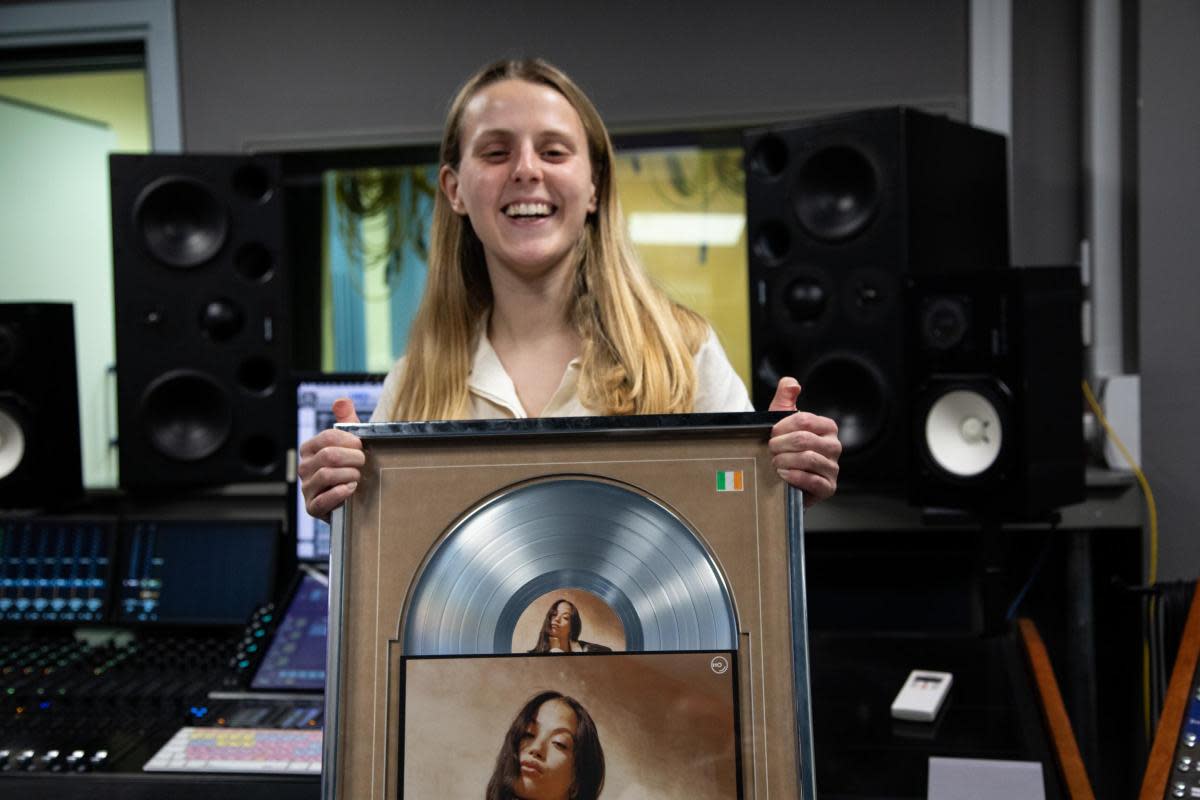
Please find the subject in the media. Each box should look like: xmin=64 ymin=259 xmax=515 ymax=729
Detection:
xmin=402 ymin=477 xmax=738 ymax=655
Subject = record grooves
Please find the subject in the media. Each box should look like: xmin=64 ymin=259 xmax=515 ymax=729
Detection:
xmin=402 ymin=476 xmax=738 ymax=655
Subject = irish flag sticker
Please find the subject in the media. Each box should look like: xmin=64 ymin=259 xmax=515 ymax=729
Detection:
xmin=716 ymin=470 xmax=744 ymax=492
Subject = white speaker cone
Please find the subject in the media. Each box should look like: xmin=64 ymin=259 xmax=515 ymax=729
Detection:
xmin=0 ymin=407 xmax=27 ymax=480
xmin=924 ymin=389 xmax=1003 ymax=477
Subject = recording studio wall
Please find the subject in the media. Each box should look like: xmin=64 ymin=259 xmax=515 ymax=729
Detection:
xmin=110 ymin=155 xmax=290 ymax=491
xmin=0 ymin=303 xmax=83 ymax=510
xmin=908 ymin=267 xmax=1085 ymax=518
xmin=744 ymin=107 xmax=1009 ymax=485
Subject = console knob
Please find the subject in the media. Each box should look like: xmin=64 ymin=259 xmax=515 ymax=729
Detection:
xmin=39 ymin=749 xmax=63 ymax=771
xmin=66 ymin=750 xmax=86 ymax=772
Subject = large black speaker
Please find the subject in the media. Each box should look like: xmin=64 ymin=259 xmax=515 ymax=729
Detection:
xmin=110 ymin=154 xmax=290 ymax=491
xmin=0 ymin=303 xmax=83 ymax=509
xmin=909 ymin=266 xmax=1084 ymax=517
xmin=744 ymin=108 xmax=1009 ymax=484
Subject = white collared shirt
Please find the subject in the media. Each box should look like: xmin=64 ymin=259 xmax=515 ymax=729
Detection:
xmin=370 ymin=327 xmax=752 ymax=421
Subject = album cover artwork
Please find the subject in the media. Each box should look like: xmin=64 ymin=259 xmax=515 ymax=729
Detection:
xmin=399 ymin=651 xmax=741 ymax=800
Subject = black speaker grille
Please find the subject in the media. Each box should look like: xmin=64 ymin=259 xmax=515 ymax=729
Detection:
xmin=111 ymin=155 xmax=290 ymax=491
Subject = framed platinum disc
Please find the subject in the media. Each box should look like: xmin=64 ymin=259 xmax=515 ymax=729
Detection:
xmin=402 ymin=476 xmax=738 ymax=655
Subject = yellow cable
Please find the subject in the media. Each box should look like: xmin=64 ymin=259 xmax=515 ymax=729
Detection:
xmin=1081 ymin=378 xmax=1159 ymax=740
xmin=1081 ymin=380 xmax=1157 ymax=584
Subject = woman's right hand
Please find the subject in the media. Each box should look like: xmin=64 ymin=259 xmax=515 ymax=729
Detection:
xmin=298 ymin=398 xmax=366 ymax=521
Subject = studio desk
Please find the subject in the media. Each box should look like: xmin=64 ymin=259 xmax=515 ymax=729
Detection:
xmin=0 ymin=472 xmax=1142 ymax=800
xmin=803 ymin=469 xmax=1143 ymax=799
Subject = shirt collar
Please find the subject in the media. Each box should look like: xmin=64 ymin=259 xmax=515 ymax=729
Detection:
xmin=466 ymin=321 xmax=583 ymax=418
xmin=467 ymin=329 xmax=524 ymax=416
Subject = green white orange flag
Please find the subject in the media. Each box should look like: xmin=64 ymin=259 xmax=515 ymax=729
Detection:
xmin=716 ymin=470 xmax=744 ymax=492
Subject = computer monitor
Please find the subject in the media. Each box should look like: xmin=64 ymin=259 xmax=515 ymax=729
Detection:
xmin=0 ymin=517 xmax=115 ymax=623
xmin=250 ymin=565 xmax=329 ymax=692
xmin=116 ymin=519 xmax=278 ymax=625
xmin=293 ymin=374 xmax=386 ymax=560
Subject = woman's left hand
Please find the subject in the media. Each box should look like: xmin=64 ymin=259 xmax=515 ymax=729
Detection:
xmin=767 ymin=377 xmax=842 ymax=507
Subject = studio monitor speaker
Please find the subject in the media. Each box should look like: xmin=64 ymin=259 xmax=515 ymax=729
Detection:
xmin=744 ymin=107 xmax=1009 ymax=484
xmin=110 ymin=154 xmax=290 ymax=491
xmin=909 ymin=266 xmax=1084 ymax=517
xmin=0 ymin=303 xmax=83 ymax=510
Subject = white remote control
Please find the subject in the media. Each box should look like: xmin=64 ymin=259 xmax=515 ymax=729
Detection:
xmin=890 ymin=669 xmax=953 ymax=722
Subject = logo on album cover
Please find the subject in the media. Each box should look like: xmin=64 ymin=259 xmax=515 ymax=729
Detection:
xmin=710 ymin=655 xmax=730 ymax=675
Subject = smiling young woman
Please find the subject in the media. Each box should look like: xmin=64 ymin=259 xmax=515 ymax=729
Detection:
xmin=442 ymin=78 xmax=598 ymax=287
xmin=297 ymin=58 xmax=842 ymax=521
xmin=388 ymin=59 xmax=718 ymax=423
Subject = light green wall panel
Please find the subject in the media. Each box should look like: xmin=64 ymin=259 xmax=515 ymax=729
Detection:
xmin=0 ymin=98 xmax=118 ymax=488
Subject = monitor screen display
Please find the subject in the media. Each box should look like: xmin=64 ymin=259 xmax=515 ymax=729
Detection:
xmin=294 ymin=375 xmax=385 ymax=560
xmin=116 ymin=519 xmax=277 ymax=625
xmin=0 ymin=517 xmax=114 ymax=623
xmin=250 ymin=567 xmax=329 ymax=692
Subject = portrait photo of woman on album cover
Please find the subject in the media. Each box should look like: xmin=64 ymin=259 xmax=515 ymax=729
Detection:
xmin=485 ymin=690 xmax=606 ymax=800
xmin=402 ymin=651 xmax=740 ymax=799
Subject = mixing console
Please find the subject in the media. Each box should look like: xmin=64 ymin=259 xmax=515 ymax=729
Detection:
xmin=0 ymin=630 xmax=237 ymax=773
xmin=0 ymin=517 xmax=324 ymax=797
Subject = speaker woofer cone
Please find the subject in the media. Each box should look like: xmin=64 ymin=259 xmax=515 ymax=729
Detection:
xmin=135 ymin=176 xmax=229 ymax=268
xmin=923 ymin=388 xmax=1004 ymax=478
xmin=793 ymin=145 xmax=880 ymax=241
xmin=801 ymin=355 xmax=890 ymax=454
xmin=139 ymin=370 xmax=232 ymax=461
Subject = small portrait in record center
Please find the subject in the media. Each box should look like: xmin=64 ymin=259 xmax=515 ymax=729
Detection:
xmin=513 ymin=589 xmax=625 ymax=654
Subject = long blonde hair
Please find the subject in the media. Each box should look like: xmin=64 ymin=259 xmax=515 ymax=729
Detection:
xmin=387 ymin=58 xmax=708 ymax=421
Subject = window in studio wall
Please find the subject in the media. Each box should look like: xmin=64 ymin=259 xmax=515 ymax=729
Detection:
xmin=321 ymin=144 xmax=751 ymax=388
xmin=0 ymin=46 xmax=151 ymax=489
